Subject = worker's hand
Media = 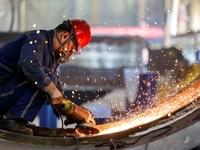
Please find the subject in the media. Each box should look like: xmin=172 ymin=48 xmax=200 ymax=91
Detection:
xmin=44 ymin=82 xmax=63 ymax=105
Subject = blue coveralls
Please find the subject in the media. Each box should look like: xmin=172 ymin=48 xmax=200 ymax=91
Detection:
xmin=0 ymin=30 xmax=63 ymax=122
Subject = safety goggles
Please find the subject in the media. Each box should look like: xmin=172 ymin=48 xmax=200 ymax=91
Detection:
xmin=71 ymin=35 xmax=81 ymax=54
xmin=66 ymin=20 xmax=82 ymax=54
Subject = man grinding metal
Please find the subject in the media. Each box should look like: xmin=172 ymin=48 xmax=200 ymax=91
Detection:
xmin=0 ymin=19 xmax=97 ymax=135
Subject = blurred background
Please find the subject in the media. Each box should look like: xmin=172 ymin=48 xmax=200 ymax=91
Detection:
xmin=1 ymin=0 xmax=200 ymax=127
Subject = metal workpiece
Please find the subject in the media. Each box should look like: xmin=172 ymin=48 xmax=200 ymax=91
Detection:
xmin=1 ymin=76 xmax=200 ymax=149
xmin=0 ymin=102 xmax=200 ymax=150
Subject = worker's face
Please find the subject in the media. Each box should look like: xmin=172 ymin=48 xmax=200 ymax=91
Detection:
xmin=57 ymin=32 xmax=78 ymax=63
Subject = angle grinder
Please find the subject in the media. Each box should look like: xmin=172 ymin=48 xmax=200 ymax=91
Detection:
xmin=57 ymin=98 xmax=99 ymax=135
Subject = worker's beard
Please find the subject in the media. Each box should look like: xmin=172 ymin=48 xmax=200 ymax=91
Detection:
xmin=58 ymin=56 xmax=69 ymax=63
xmin=58 ymin=55 xmax=69 ymax=63
xmin=56 ymin=52 xmax=70 ymax=63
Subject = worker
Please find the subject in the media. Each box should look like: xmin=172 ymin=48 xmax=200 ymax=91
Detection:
xmin=0 ymin=19 xmax=91 ymax=135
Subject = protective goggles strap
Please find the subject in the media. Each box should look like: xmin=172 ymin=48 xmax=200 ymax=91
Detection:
xmin=54 ymin=30 xmax=73 ymax=56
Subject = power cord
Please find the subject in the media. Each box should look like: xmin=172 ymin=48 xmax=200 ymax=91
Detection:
xmin=110 ymin=139 xmax=118 ymax=150
xmin=47 ymin=99 xmax=64 ymax=137
xmin=95 ymin=139 xmax=126 ymax=149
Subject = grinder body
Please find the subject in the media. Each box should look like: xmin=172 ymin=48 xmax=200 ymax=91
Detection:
xmin=57 ymin=99 xmax=96 ymax=125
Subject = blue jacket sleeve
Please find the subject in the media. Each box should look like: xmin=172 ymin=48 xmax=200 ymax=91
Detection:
xmin=18 ymin=34 xmax=52 ymax=90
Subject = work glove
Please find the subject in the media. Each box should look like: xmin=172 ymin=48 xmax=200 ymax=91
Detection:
xmin=44 ymin=82 xmax=63 ymax=105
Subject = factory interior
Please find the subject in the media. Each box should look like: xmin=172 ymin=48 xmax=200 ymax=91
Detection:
xmin=1 ymin=0 xmax=200 ymax=149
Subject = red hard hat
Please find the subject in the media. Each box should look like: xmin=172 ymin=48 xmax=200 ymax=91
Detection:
xmin=70 ymin=19 xmax=91 ymax=51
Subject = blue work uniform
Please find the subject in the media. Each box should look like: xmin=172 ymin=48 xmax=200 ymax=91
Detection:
xmin=0 ymin=30 xmax=63 ymax=122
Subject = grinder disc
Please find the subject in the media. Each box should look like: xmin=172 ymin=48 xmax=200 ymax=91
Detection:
xmin=75 ymin=123 xmax=100 ymax=135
